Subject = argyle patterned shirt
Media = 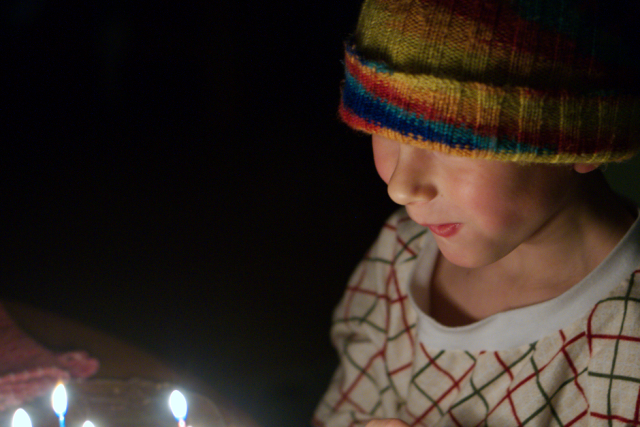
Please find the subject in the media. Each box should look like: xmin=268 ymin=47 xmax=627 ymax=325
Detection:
xmin=313 ymin=208 xmax=640 ymax=427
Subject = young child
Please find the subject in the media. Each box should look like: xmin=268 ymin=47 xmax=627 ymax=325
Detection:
xmin=313 ymin=0 xmax=640 ymax=426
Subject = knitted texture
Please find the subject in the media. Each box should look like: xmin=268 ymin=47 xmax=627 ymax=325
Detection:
xmin=340 ymin=0 xmax=640 ymax=163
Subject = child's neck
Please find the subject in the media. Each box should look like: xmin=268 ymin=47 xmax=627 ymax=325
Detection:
xmin=428 ymin=173 xmax=637 ymax=327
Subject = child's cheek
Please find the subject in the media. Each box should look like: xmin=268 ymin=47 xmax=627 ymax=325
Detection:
xmin=373 ymin=151 xmax=393 ymax=184
xmin=463 ymin=192 xmax=522 ymax=232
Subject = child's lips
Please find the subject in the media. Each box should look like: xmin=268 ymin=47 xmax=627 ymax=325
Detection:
xmin=425 ymin=223 xmax=461 ymax=237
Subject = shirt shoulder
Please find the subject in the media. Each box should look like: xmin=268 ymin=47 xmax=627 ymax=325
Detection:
xmin=587 ymin=268 xmax=640 ymax=345
xmin=331 ymin=208 xmax=426 ymax=345
xmin=586 ymin=269 xmax=640 ymax=423
xmin=364 ymin=207 xmax=427 ymax=265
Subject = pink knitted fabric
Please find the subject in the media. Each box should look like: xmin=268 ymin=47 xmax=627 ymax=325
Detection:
xmin=0 ymin=303 xmax=99 ymax=411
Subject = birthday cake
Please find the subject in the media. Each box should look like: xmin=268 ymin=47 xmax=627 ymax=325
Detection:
xmin=0 ymin=379 xmax=226 ymax=427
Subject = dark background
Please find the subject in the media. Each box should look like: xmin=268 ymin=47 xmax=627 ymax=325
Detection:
xmin=1 ymin=1 xmax=398 ymax=427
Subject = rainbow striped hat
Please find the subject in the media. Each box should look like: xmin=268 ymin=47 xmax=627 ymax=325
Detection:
xmin=340 ymin=0 xmax=640 ymax=163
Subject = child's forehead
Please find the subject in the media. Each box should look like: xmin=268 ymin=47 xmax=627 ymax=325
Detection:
xmin=366 ymin=127 xmax=608 ymax=167
xmin=374 ymin=133 xmax=578 ymax=174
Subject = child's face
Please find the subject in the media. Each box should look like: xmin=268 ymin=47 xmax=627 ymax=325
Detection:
xmin=372 ymin=135 xmax=582 ymax=268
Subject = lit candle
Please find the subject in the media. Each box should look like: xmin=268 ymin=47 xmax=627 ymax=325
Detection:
xmin=12 ymin=409 xmax=32 ymax=427
xmin=51 ymin=383 xmax=68 ymax=427
xmin=169 ymin=390 xmax=188 ymax=427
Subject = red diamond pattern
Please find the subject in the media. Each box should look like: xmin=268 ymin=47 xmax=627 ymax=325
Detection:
xmin=314 ymin=209 xmax=640 ymax=427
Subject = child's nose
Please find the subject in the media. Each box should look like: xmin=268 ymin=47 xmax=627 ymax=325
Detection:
xmin=386 ymin=145 xmax=437 ymax=206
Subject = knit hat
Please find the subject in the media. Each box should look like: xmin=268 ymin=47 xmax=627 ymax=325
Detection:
xmin=340 ymin=0 xmax=640 ymax=163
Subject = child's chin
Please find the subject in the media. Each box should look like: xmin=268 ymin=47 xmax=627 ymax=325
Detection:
xmin=438 ymin=247 xmax=502 ymax=269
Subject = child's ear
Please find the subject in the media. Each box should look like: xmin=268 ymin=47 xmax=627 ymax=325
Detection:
xmin=573 ymin=163 xmax=601 ymax=174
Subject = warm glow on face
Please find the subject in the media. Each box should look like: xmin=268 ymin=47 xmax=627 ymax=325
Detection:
xmin=52 ymin=383 xmax=68 ymax=416
xmin=12 ymin=409 xmax=32 ymax=427
xmin=169 ymin=390 xmax=188 ymax=421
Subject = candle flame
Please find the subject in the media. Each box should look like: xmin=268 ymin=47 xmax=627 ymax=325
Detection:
xmin=12 ymin=409 xmax=32 ymax=427
xmin=82 ymin=421 xmax=95 ymax=427
xmin=169 ymin=390 xmax=188 ymax=421
xmin=52 ymin=383 xmax=68 ymax=417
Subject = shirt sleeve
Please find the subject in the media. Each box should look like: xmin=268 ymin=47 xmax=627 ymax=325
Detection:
xmin=313 ymin=211 xmax=421 ymax=427
xmin=586 ymin=269 xmax=640 ymax=425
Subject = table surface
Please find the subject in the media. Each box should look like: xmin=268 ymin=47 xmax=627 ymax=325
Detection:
xmin=3 ymin=300 xmax=260 ymax=427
